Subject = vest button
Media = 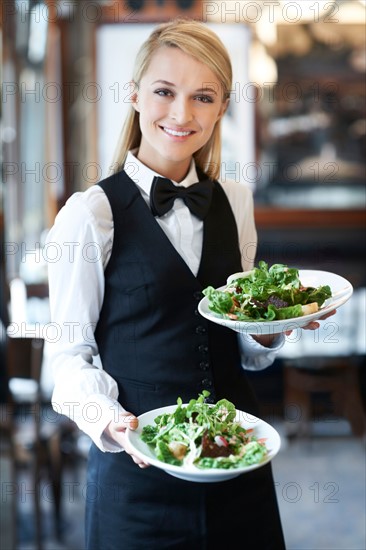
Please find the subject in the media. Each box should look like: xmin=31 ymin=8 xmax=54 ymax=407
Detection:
xmin=199 ymin=361 xmax=210 ymax=371
xmin=198 ymin=344 xmax=208 ymax=353
xmin=194 ymin=309 xmax=200 ymax=316
xmin=205 ymin=396 xmax=215 ymax=404
xmin=201 ymin=378 xmax=213 ymax=388
xmin=195 ymin=326 xmax=206 ymax=334
xmin=193 ymin=291 xmax=203 ymax=301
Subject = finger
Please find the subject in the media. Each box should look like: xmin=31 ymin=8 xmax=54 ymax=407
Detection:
xmin=303 ymin=321 xmax=320 ymax=330
xmin=114 ymin=414 xmax=139 ymax=432
xmin=116 ymin=423 xmax=150 ymax=467
xmin=131 ymin=455 xmax=150 ymax=468
xmin=319 ymin=309 xmax=337 ymax=321
xmin=108 ymin=414 xmax=149 ymax=467
xmin=124 ymin=415 xmax=139 ymax=430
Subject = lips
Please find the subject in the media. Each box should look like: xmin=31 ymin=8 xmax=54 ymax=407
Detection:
xmin=161 ymin=126 xmax=195 ymax=137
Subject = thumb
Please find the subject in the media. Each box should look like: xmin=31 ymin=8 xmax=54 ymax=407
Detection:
xmin=115 ymin=412 xmax=139 ymax=431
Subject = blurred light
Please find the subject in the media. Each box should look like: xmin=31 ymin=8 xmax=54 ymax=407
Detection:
xmin=15 ymin=0 xmax=29 ymax=10
xmin=338 ymin=0 xmax=366 ymax=23
xmin=275 ymin=0 xmax=365 ymax=24
xmin=1 ymin=126 xmax=17 ymax=143
xmin=256 ymin=17 xmax=277 ymax=47
xmin=249 ymin=41 xmax=277 ymax=85
xmin=278 ymin=0 xmax=337 ymax=23
xmin=28 ymin=3 xmax=48 ymax=64
xmin=350 ymin=47 xmax=366 ymax=72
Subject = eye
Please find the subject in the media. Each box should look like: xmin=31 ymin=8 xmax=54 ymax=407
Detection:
xmin=195 ymin=95 xmax=214 ymax=104
xmin=154 ymin=88 xmax=173 ymax=97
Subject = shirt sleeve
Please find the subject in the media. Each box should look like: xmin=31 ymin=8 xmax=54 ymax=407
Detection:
xmin=46 ymin=187 xmax=125 ymax=452
xmin=237 ymin=333 xmax=286 ymax=370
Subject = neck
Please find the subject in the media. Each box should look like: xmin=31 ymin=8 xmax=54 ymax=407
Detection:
xmin=136 ymin=151 xmax=192 ymax=183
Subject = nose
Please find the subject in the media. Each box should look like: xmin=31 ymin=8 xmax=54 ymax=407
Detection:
xmin=170 ymin=97 xmax=193 ymax=125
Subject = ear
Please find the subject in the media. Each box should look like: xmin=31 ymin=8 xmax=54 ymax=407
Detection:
xmin=130 ymin=81 xmax=140 ymax=112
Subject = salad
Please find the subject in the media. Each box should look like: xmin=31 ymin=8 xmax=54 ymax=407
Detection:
xmin=203 ymin=261 xmax=332 ymax=322
xmin=141 ymin=391 xmax=268 ymax=470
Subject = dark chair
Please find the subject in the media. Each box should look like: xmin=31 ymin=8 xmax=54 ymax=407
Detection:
xmin=1 ymin=335 xmax=63 ymax=550
xmin=283 ymin=355 xmax=366 ymax=438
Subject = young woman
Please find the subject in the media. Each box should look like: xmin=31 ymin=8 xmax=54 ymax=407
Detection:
xmin=47 ymin=18 xmax=331 ymax=549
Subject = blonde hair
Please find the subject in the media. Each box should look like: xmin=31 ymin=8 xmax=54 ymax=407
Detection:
xmin=109 ymin=18 xmax=232 ymax=180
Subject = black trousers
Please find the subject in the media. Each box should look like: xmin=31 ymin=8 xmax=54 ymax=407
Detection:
xmin=85 ymin=444 xmax=286 ymax=550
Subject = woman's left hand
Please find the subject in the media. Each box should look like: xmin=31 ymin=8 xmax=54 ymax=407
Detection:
xmin=301 ymin=308 xmax=337 ymax=331
xmin=254 ymin=309 xmax=337 ymax=345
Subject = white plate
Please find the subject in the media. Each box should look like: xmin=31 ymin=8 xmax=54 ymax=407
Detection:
xmin=126 ymin=404 xmax=281 ymax=483
xmin=198 ymin=270 xmax=353 ymax=335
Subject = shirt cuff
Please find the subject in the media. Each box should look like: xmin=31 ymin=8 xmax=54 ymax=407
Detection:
xmin=77 ymin=394 xmax=127 ymax=453
xmin=93 ymin=396 xmax=126 ymax=453
xmin=237 ymin=332 xmax=285 ymax=371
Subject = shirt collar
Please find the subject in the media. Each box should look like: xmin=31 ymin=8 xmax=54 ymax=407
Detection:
xmin=125 ymin=150 xmax=199 ymax=197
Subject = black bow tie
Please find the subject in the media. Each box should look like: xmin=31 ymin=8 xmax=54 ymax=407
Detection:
xmin=150 ymin=176 xmax=213 ymax=220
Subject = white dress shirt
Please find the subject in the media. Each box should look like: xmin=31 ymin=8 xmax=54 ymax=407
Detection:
xmin=47 ymin=151 xmax=284 ymax=452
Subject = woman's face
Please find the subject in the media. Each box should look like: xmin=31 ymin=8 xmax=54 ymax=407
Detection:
xmin=132 ymin=46 xmax=228 ymax=181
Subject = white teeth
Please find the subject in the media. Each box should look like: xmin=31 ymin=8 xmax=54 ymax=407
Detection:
xmin=163 ymin=127 xmax=191 ymax=137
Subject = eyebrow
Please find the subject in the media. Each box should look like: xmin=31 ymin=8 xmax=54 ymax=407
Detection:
xmin=151 ymin=80 xmax=218 ymax=95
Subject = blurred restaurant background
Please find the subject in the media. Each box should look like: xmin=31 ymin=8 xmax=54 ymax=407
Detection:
xmin=1 ymin=1 xmax=365 ymax=549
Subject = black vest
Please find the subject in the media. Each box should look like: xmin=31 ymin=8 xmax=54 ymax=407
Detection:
xmin=95 ymin=169 xmax=259 ymax=416
xmin=86 ymin=170 xmax=286 ymax=549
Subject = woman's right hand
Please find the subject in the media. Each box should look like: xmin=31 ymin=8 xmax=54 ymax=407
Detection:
xmin=104 ymin=412 xmax=150 ymax=468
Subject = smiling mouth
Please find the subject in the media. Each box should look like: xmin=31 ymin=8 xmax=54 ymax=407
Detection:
xmin=161 ymin=126 xmax=195 ymax=137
